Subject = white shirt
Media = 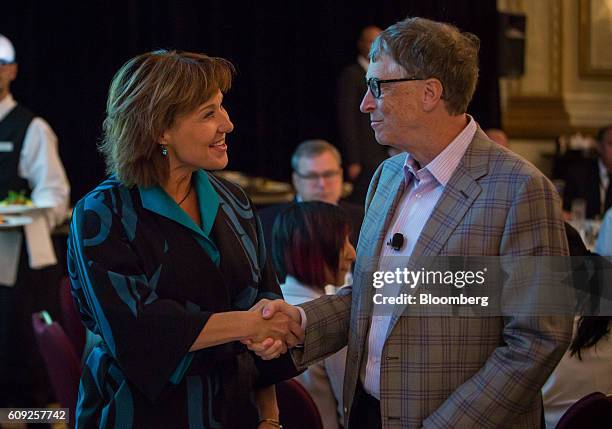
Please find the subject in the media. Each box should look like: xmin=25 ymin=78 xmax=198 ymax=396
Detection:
xmin=362 ymin=117 xmax=477 ymax=399
xmin=0 ymin=93 xmax=70 ymax=286
xmin=282 ymin=275 xmax=347 ymax=429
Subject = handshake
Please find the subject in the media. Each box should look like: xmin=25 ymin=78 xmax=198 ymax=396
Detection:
xmin=241 ymin=299 xmax=304 ymax=360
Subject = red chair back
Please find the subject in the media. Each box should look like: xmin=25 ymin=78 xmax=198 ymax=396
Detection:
xmin=277 ymin=379 xmax=324 ymax=429
xmin=556 ymin=391 xmax=612 ymax=429
xmin=58 ymin=277 xmax=86 ymax=357
xmin=32 ymin=311 xmax=81 ymax=428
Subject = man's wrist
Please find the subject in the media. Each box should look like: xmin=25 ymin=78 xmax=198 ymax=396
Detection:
xmin=294 ymin=306 xmax=307 ymax=348
xmin=296 ymin=306 xmax=307 ymax=331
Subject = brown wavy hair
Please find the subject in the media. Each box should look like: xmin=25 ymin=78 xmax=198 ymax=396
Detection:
xmin=99 ymin=50 xmax=235 ymax=187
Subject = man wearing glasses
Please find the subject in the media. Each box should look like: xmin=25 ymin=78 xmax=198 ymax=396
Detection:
xmin=248 ymin=17 xmax=571 ymax=429
xmin=258 ymin=139 xmax=363 ymax=265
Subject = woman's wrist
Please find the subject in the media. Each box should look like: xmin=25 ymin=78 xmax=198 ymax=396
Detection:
xmin=255 ymin=384 xmax=279 ymax=427
xmin=257 ymin=398 xmax=279 ymax=421
xmin=241 ymin=311 xmax=260 ymax=340
xmin=258 ymin=417 xmax=282 ymax=428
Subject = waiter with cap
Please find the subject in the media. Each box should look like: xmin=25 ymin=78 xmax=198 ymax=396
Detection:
xmin=0 ymin=33 xmax=69 ymax=417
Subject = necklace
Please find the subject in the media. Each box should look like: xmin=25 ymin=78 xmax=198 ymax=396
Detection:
xmin=177 ymin=183 xmax=192 ymax=206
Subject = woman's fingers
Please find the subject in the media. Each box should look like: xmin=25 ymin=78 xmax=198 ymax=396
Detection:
xmin=244 ymin=336 xmax=275 ymax=352
xmin=247 ymin=338 xmax=284 ymax=360
xmin=261 ymin=339 xmax=285 ymax=360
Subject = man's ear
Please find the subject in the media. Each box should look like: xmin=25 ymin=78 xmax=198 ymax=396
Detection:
xmin=421 ymin=78 xmax=444 ymax=112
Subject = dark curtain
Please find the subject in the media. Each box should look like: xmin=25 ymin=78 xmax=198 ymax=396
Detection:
xmin=1 ymin=0 xmax=499 ymax=202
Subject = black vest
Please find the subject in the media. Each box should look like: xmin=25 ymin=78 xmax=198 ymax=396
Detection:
xmin=0 ymin=104 xmax=35 ymax=200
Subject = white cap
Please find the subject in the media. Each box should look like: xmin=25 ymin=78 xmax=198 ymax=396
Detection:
xmin=0 ymin=34 xmax=16 ymax=63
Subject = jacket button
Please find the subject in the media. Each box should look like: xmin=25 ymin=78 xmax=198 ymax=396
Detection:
xmin=344 ymin=407 xmax=348 ymax=414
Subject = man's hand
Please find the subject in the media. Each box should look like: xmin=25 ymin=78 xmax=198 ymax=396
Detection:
xmin=242 ymin=299 xmax=304 ymax=360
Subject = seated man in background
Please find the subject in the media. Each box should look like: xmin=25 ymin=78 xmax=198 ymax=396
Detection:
xmin=258 ymin=139 xmax=363 ymax=265
xmin=562 ymin=125 xmax=612 ymax=219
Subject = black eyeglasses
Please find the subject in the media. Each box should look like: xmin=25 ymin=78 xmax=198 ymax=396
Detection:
xmin=366 ymin=77 xmax=422 ymax=99
xmin=295 ymin=169 xmax=342 ymax=181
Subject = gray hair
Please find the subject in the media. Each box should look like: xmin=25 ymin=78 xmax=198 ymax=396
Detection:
xmin=370 ymin=17 xmax=480 ymax=115
xmin=290 ymin=139 xmax=342 ymax=171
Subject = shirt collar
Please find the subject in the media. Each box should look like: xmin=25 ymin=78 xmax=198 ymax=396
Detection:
xmin=0 ymin=93 xmax=16 ymax=122
xmin=138 ymin=170 xmax=219 ymax=238
xmin=403 ymin=115 xmax=477 ymax=187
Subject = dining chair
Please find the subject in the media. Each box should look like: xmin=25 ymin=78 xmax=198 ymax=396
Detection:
xmin=556 ymin=391 xmax=612 ymax=428
xmin=58 ymin=276 xmax=86 ymax=358
xmin=277 ymin=378 xmax=324 ymax=429
xmin=31 ymin=310 xmax=81 ymax=428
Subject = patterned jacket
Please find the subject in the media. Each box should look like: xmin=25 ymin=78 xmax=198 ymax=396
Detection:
xmin=294 ymin=129 xmax=573 ymax=429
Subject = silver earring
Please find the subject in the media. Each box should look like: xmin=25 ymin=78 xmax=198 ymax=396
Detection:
xmin=160 ymin=145 xmax=168 ymax=156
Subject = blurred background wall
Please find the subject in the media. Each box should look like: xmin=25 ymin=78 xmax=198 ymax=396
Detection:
xmin=1 ymin=0 xmax=500 ymax=202
xmin=499 ymin=0 xmax=612 ymax=174
xmin=4 ymin=0 xmax=611 ymax=203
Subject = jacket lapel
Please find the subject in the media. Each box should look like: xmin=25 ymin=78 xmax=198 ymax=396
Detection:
xmin=354 ymin=158 xmax=406 ymax=307
xmin=351 ymin=156 xmax=407 ymax=359
xmin=386 ymin=133 xmax=490 ymax=335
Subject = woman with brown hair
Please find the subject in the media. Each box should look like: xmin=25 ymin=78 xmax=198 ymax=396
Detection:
xmin=67 ymin=50 xmax=300 ymax=428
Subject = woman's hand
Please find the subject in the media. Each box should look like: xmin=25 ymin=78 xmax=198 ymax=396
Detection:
xmin=241 ymin=299 xmax=305 ymax=359
xmin=189 ymin=303 xmax=300 ymax=352
xmin=246 ymin=309 xmax=301 ymax=348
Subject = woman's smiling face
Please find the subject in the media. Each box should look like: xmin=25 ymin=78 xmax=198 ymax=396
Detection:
xmin=161 ymin=90 xmax=234 ymax=172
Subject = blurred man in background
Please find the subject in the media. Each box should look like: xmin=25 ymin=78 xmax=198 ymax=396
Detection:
xmin=336 ymin=25 xmax=388 ymax=205
xmin=485 ymin=128 xmax=509 ymax=148
xmin=0 ymin=34 xmax=69 ymax=418
xmin=562 ymin=125 xmax=612 ymax=219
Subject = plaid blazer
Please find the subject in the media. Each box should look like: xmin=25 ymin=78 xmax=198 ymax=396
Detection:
xmin=296 ymin=129 xmax=573 ymax=428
